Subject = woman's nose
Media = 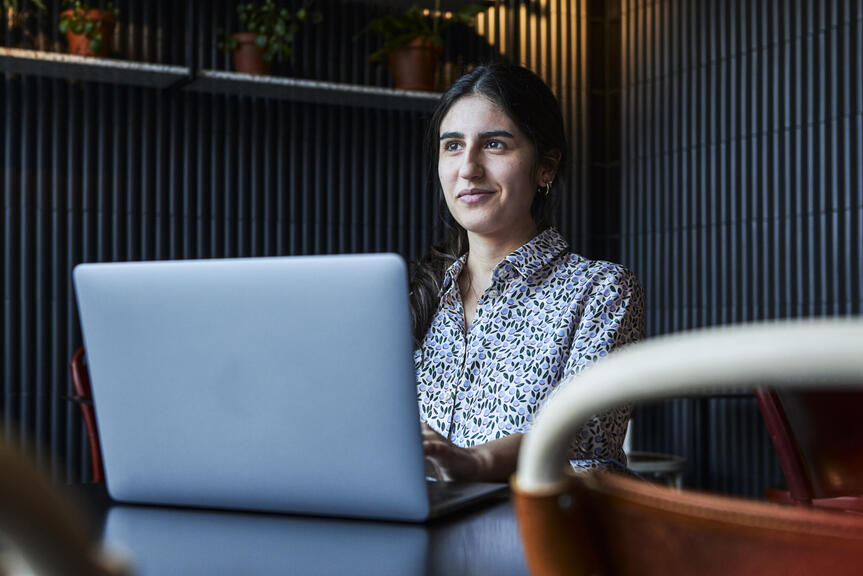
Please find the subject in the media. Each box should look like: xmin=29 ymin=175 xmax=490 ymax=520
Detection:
xmin=458 ymin=148 xmax=483 ymax=180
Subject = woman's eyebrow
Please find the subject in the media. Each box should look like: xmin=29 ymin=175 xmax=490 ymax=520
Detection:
xmin=479 ymin=130 xmax=514 ymax=139
xmin=439 ymin=130 xmax=515 ymax=140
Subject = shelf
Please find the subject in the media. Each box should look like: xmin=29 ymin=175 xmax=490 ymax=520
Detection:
xmin=0 ymin=48 xmax=441 ymax=112
xmin=0 ymin=47 xmax=188 ymax=88
xmin=185 ymin=69 xmax=442 ymax=112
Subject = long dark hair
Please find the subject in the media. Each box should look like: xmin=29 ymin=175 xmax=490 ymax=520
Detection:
xmin=409 ymin=62 xmax=569 ymax=347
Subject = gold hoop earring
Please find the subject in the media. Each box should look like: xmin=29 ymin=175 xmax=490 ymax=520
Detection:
xmin=543 ymin=181 xmax=553 ymax=197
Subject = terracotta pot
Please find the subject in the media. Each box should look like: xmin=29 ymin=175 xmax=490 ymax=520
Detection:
xmin=387 ymin=37 xmax=442 ymax=92
xmin=232 ymin=32 xmax=271 ymax=76
xmin=61 ymin=9 xmax=114 ymax=57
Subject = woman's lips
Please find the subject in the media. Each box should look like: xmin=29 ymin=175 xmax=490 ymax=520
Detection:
xmin=457 ymin=189 xmax=495 ymax=204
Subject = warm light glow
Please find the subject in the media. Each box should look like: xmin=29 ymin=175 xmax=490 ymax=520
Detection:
xmin=825 ymin=466 xmax=844 ymax=491
xmin=579 ymin=0 xmax=587 ymax=120
xmin=467 ymin=1 xmax=572 ymax=92
xmin=501 ymin=5 xmax=509 ymax=55
xmin=520 ymin=4 xmax=528 ymax=67
xmin=550 ymin=0 xmax=557 ymax=88
xmin=561 ymin=0 xmax=568 ymax=90
xmin=422 ymin=8 xmax=453 ymax=20
xmin=530 ymin=3 xmax=538 ymax=70
xmin=540 ymin=0 xmax=547 ymax=75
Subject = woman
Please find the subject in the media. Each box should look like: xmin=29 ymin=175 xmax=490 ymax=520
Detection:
xmin=410 ymin=63 xmax=645 ymax=482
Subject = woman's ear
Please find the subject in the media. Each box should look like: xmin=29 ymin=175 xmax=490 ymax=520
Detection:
xmin=538 ymin=149 xmax=562 ymax=185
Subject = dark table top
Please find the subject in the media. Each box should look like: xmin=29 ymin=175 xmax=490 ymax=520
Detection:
xmin=66 ymin=484 xmax=531 ymax=576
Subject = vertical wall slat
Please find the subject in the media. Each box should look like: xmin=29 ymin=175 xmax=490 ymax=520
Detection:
xmin=1 ymin=1 xmax=587 ymax=483
xmin=626 ymin=0 xmax=862 ymax=497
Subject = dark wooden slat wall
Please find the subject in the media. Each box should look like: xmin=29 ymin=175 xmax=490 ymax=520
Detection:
xmin=621 ymin=0 xmax=862 ymax=496
xmin=1 ymin=0 xmax=589 ymax=483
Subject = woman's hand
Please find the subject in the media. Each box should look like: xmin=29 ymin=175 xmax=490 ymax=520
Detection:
xmin=422 ymin=423 xmax=523 ymax=482
xmin=422 ymin=423 xmax=484 ymax=481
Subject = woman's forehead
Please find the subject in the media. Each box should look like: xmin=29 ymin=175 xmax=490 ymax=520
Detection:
xmin=440 ymin=95 xmax=520 ymax=136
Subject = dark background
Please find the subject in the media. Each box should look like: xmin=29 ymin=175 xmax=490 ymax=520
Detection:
xmin=1 ymin=0 xmax=860 ymax=497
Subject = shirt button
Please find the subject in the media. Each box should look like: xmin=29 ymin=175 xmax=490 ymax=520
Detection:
xmin=487 ymin=289 xmax=499 ymax=298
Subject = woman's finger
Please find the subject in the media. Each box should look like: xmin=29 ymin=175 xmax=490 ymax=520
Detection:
xmin=421 ymin=423 xmax=446 ymax=441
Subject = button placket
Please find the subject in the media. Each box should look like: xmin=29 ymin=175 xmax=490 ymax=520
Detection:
xmin=448 ymin=319 xmax=473 ymax=443
xmin=461 ymin=278 xmax=508 ymax=438
xmin=454 ymin=280 xmax=496 ymax=443
xmin=431 ymin=286 xmax=463 ymax=441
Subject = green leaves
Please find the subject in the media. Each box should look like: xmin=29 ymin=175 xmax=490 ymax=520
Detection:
xmin=3 ymin=0 xmax=47 ymax=16
xmin=3 ymin=0 xmax=47 ymax=14
xmin=358 ymin=3 xmax=487 ymax=63
xmin=57 ymin=0 xmax=118 ymax=53
xmin=219 ymin=0 xmax=321 ymax=64
xmin=216 ymin=29 xmax=238 ymax=54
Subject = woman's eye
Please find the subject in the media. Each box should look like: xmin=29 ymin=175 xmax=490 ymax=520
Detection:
xmin=486 ymin=140 xmax=505 ymax=150
xmin=443 ymin=141 xmax=462 ymax=152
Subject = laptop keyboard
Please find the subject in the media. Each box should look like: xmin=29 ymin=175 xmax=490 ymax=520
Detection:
xmin=426 ymin=480 xmax=473 ymax=508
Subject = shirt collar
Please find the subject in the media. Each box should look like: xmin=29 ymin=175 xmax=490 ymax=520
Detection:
xmin=496 ymin=228 xmax=569 ymax=281
xmin=439 ymin=253 xmax=468 ymax=299
xmin=438 ymin=228 xmax=569 ymax=298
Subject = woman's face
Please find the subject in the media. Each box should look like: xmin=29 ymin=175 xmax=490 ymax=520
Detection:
xmin=438 ymin=95 xmax=547 ymax=244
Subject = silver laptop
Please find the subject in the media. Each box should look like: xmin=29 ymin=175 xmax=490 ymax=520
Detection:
xmin=103 ymin=505 xmax=428 ymax=575
xmin=73 ymin=254 xmax=506 ymax=522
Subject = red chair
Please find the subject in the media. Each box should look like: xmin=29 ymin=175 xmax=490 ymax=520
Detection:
xmin=512 ymin=319 xmax=863 ymax=576
xmin=755 ymin=388 xmax=863 ymax=512
xmin=70 ymin=347 xmax=104 ymax=482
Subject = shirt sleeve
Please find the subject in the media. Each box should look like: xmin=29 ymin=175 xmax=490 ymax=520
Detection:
xmin=560 ymin=263 xmax=645 ymax=467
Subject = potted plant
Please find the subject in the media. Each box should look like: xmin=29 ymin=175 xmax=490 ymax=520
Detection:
xmin=2 ymin=0 xmax=44 ymax=10
xmin=358 ymin=1 xmax=485 ymax=92
xmin=218 ymin=0 xmax=321 ymax=76
xmin=2 ymin=0 xmax=46 ymax=19
xmin=58 ymin=0 xmax=118 ymax=58
xmin=3 ymin=0 xmax=46 ymax=49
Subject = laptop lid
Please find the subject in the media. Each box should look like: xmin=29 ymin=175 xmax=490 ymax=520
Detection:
xmin=74 ymin=254 xmax=431 ymax=521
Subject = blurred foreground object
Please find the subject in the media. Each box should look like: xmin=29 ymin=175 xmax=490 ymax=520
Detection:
xmin=755 ymin=387 xmax=863 ymax=512
xmin=0 ymin=440 xmax=129 ymax=576
xmin=512 ymin=318 xmax=863 ymax=576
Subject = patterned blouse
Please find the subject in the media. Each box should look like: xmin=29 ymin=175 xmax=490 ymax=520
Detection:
xmin=414 ymin=228 xmax=645 ymax=468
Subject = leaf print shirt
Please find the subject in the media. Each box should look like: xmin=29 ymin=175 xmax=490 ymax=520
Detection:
xmin=414 ymin=228 xmax=645 ymax=467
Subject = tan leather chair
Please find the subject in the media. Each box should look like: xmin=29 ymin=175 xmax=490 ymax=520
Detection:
xmin=755 ymin=387 xmax=863 ymax=512
xmin=512 ymin=318 xmax=863 ymax=576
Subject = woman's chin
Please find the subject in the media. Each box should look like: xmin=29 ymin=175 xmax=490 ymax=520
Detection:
xmin=456 ymin=214 xmax=534 ymax=241
xmin=455 ymin=217 xmax=499 ymax=237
